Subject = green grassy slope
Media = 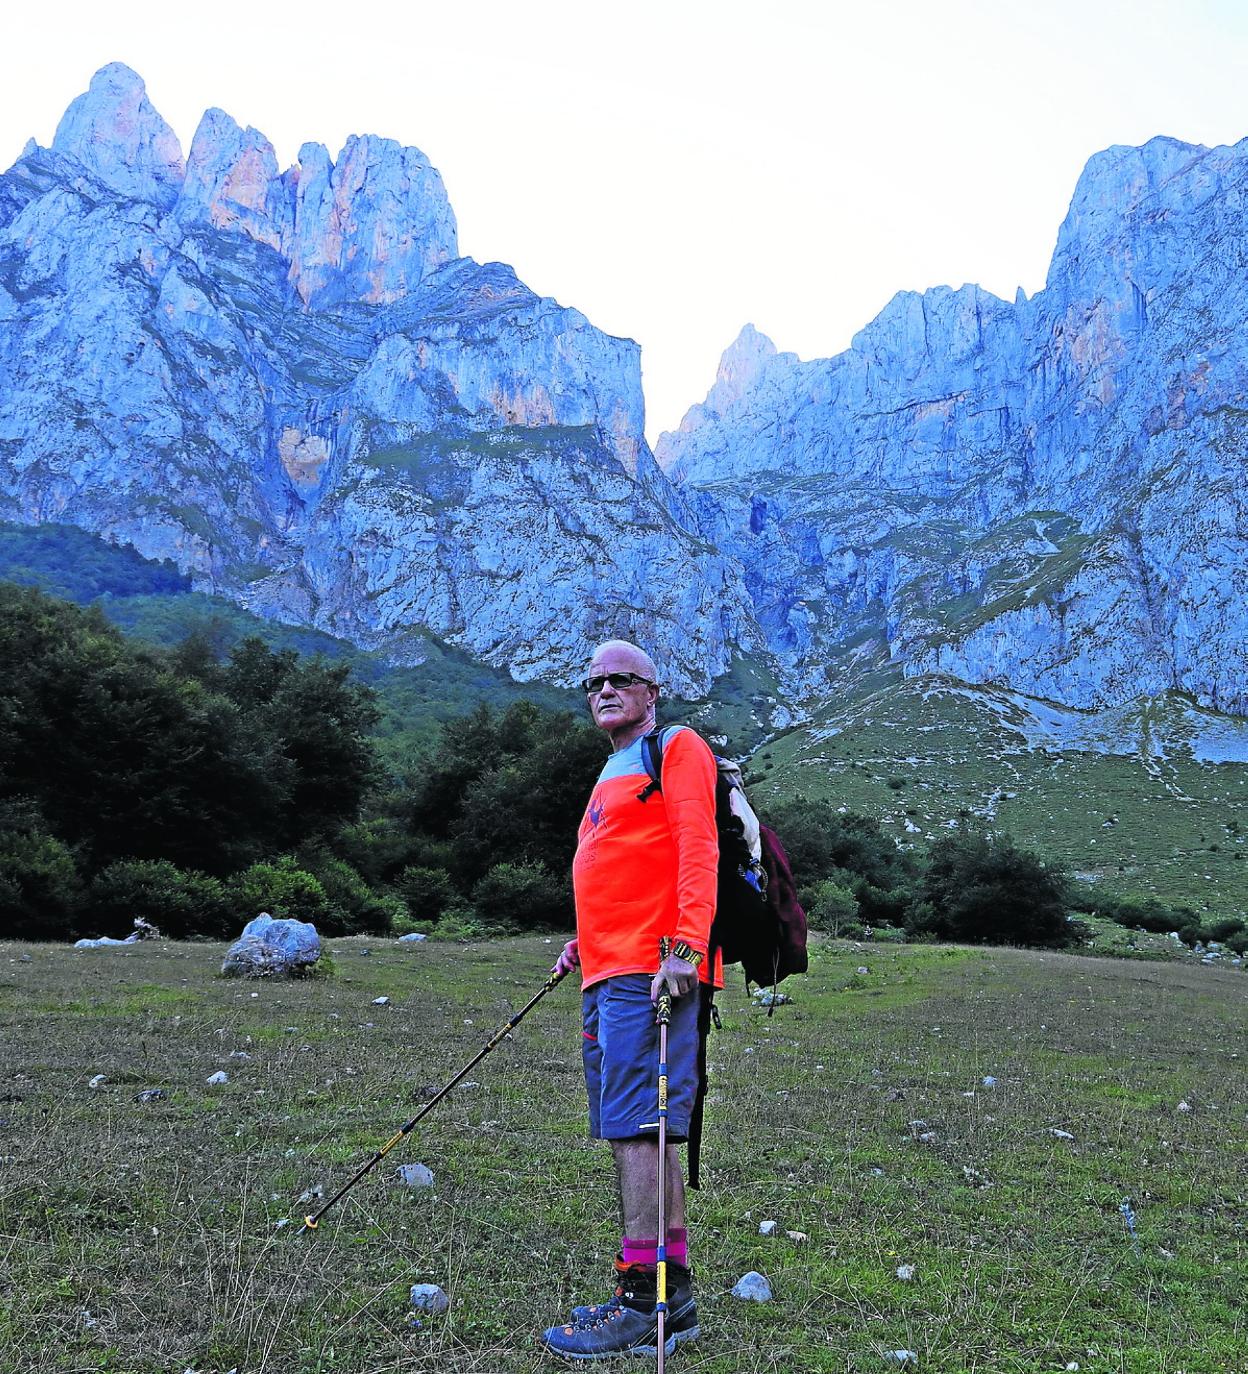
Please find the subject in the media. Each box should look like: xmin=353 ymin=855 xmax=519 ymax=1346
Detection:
xmin=0 ymin=935 xmax=1242 ymax=1373
xmin=745 ymin=676 xmax=1248 ymax=919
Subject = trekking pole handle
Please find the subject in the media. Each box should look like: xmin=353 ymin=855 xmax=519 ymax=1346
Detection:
xmin=656 ymin=936 xmax=672 ymax=1026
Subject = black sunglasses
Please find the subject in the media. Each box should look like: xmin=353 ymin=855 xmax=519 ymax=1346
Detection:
xmin=581 ymin=672 xmax=657 ymax=695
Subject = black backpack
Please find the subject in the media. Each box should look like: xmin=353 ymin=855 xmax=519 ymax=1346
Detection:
xmin=638 ymin=726 xmax=808 ymax=1187
xmin=638 ymin=727 xmax=808 ymax=990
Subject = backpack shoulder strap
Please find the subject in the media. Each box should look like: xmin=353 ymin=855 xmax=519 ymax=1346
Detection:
xmin=637 ymin=727 xmax=667 ymax=803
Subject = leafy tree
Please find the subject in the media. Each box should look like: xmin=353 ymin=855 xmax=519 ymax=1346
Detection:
xmin=397 ymin=866 xmax=457 ymax=922
xmin=0 ymin=585 xmax=285 ymax=874
xmin=408 ymin=702 xmax=604 ymax=897
xmin=229 ymin=858 xmax=331 ymax=927
xmin=294 ymin=844 xmax=401 ymax=935
xmin=218 ymin=638 xmax=381 ymax=844
xmin=0 ymin=804 xmax=81 ymax=940
xmin=765 ymin=799 xmax=915 ymax=924
xmin=908 ymin=829 xmax=1073 ymax=948
xmin=471 ymin=861 xmax=570 ymax=931
xmin=805 ymin=879 xmax=861 ymax=936
xmin=89 ymin=859 xmax=232 ymax=940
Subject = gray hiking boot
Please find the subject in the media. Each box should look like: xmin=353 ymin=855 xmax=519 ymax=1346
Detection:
xmin=542 ymin=1261 xmax=699 ymax=1360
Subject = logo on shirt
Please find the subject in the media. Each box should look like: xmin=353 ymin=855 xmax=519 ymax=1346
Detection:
xmin=588 ymin=796 xmax=606 ymax=830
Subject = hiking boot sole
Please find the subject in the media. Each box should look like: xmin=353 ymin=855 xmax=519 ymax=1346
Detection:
xmin=542 ymin=1333 xmax=678 ymax=1361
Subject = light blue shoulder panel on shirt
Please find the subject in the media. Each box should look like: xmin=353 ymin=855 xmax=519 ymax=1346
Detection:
xmin=595 ymin=725 xmax=688 ymax=784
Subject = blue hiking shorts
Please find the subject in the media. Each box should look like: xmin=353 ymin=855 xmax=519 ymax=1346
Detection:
xmin=581 ymin=973 xmax=700 ymax=1141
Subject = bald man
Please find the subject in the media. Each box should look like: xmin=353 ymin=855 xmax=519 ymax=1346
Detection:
xmin=541 ymin=640 xmax=719 ymax=1360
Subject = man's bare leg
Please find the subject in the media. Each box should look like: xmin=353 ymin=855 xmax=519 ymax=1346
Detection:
xmin=611 ymin=1139 xmax=686 ymax=1239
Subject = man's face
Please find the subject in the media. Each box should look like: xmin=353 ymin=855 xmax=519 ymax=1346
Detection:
xmin=585 ymin=645 xmax=658 ymax=734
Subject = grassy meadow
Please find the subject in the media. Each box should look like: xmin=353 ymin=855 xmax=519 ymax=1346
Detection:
xmin=744 ymin=680 xmax=1248 ymax=919
xmin=1 ymin=935 xmax=1244 ymax=1373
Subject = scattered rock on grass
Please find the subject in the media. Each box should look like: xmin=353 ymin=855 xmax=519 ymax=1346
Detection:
xmin=409 ymin=1283 xmax=449 ymax=1313
xmin=786 ymin=1230 xmax=808 ymax=1243
xmin=981 ymin=1076 xmax=997 ymax=1088
xmin=88 ymin=1075 xmax=106 ymax=1089
xmin=135 ymin=1088 xmax=168 ymax=1103
xmin=884 ymin=1352 xmax=918 ymax=1367
xmin=372 ymin=996 xmax=391 ymax=1006
xmin=895 ymin=1264 xmax=916 ymax=1282
xmin=1176 ymin=1100 xmax=1193 ymax=1113
xmin=221 ymin=914 xmax=320 ymax=979
xmin=731 ymin=1271 xmax=773 ymax=1302
xmin=758 ymin=1219 xmax=778 ymax=1236
xmin=398 ymin=933 xmax=427 ymax=943
xmin=397 ymin=1163 xmax=434 ymax=1190
xmin=206 ymin=1071 xmax=228 ymax=1086
xmin=1049 ymin=1128 xmax=1075 ymax=1141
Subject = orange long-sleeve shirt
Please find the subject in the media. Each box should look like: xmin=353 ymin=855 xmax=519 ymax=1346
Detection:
xmin=572 ymin=725 xmax=721 ymax=989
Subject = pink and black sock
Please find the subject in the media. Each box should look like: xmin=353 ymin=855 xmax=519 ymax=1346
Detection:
xmin=621 ymin=1228 xmax=688 ymax=1268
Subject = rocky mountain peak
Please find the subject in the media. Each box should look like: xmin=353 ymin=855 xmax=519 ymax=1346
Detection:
xmin=52 ymin=62 xmax=185 ymax=206
xmin=179 ymin=108 xmax=290 ymax=251
xmin=710 ymin=323 xmax=780 ymax=407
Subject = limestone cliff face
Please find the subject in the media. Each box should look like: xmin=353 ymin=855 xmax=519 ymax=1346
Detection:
xmin=657 ymin=136 xmax=1248 ymax=713
xmin=0 ymin=65 xmax=758 ymax=695
xmin=2 ymin=69 xmax=1245 ymax=714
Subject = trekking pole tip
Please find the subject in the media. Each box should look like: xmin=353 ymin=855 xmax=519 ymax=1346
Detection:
xmin=302 ymin=1215 xmax=318 ymax=1232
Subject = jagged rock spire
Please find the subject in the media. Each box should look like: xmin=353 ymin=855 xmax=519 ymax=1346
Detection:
xmin=52 ymin=63 xmax=184 ymax=206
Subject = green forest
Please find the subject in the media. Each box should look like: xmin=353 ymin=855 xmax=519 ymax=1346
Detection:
xmin=1 ymin=524 xmax=1243 ymax=954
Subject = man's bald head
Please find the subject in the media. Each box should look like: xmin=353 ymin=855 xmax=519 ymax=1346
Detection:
xmin=587 ymin=640 xmax=659 ymax=682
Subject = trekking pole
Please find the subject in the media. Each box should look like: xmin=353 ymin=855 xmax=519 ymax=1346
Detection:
xmin=301 ymin=965 xmax=569 ymax=1232
xmin=655 ymin=937 xmax=672 ymax=1372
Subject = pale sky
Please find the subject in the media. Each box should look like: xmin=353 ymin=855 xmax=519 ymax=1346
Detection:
xmin=4 ymin=1 xmax=1247 ymax=444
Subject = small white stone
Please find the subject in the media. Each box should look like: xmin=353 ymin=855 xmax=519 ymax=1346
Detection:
xmin=758 ymin=1219 xmax=778 ymax=1236
xmin=206 ymin=1071 xmax=228 ymax=1086
xmin=1049 ymin=1128 xmax=1075 ymax=1140
xmin=730 ymin=1271 xmax=773 ymax=1302
xmin=397 ymin=1162 xmax=435 ymax=1190
xmin=88 ymin=1074 xmax=106 ymax=1089
xmin=1176 ymin=1100 xmax=1192 ymax=1113
xmin=895 ymin=1263 xmax=916 ymax=1281
xmin=786 ymin=1230 xmax=808 ymax=1243
xmin=884 ymin=1352 xmax=918 ymax=1367
xmin=372 ymin=996 xmax=390 ymax=1006
xmin=981 ymin=1076 xmax=997 ymax=1088
xmin=856 ymin=966 xmax=870 ymax=975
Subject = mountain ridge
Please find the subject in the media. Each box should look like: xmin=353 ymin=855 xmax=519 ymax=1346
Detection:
xmin=1 ymin=66 xmax=1245 ymax=719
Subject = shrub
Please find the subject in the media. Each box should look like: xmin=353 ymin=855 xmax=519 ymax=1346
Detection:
xmin=89 ymin=859 xmax=231 ymax=939
xmin=295 ymin=846 xmax=400 ymax=935
xmin=334 ymin=817 xmax=420 ymax=886
xmin=229 ymin=858 xmax=330 ymax=927
xmin=0 ymin=820 xmax=81 ymax=940
xmin=471 ymin=861 xmax=570 ymax=931
xmin=908 ymin=829 xmax=1073 ymax=948
xmin=806 ymin=879 xmax=861 ymax=937
xmin=397 ymin=866 xmax=457 ymax=923
xmin=1206 ymin=917 xmax=1245 ymax=942
xmin=430 ymin=905 xmax=491 ymax=941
